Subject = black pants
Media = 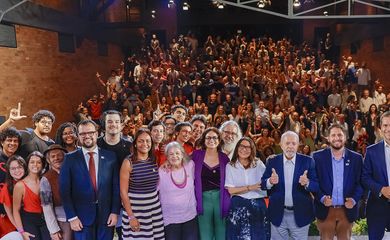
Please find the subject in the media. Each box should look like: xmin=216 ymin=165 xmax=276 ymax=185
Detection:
xmin=165 ymin=217 xmax=199 ymax=240
xmin=21 ymin=210 xmax=50 ymax=240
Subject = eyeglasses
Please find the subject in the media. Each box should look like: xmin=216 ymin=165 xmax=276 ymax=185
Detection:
xmin=239 ymin=144 xmax=252 ymax=151
xmin=205 ymin=136 xmax=219 ymax=141
xmin=39 ymin=120 xmax=53 ymax=125
xmin=223 ymin=130 xmax=238 ymax=137
xmin=79 ymin=131 xmax=96 ymax=137
xmin=10 ymin=166 xmax=23 ymax=171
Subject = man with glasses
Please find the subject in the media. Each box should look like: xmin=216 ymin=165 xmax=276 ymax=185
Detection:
xmin=175 ymin=122 xmax=194 ymax=155
xmin=219 ymin=120 xmax=242 ymax=159
xmin=60 ymin=120 xmax=120 ymax=240
xmin=20 ymin=110 xmax=55 ymax=158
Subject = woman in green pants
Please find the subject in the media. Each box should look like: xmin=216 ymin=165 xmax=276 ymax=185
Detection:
xmin=192 ymin=127 xmax=231 ymax=240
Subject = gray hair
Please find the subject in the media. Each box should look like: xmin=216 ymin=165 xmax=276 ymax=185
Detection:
xmin=380 ymin=111 xmax=390 ymax=126
xmin=219 ymin=120 xmax=243 ymax=140
xmin=164 ymin=141 xmax=190 ymax=164
xmin=281 ymin=131 xmax=299 ymax=144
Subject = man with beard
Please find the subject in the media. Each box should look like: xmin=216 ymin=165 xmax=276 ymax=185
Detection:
xmin=190 ymin=115 xmax=207 ymax=149
xmin=162 ymin=115 xmax=177 ymax=143
xmin=40 ymin=144 xmax=72 ymax=240
xmin=60 ymin=120 xmax=120 ymax=240
xmin=20 ymin=110 xmax=55 ymax=158
xmin=219 ymin=121 xmax=242 ymax=159
xmin=97 ymin=110 xmax=132 ymax=240
xmin=312 ymin=124 xmax=363 ymax=239
xmin=261 ymin=131 xmax=318 ymax=240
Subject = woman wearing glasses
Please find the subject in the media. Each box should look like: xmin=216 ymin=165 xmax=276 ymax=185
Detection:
xmin=225 ymin=137 xmax=267 ymax=240
xmin=192 ymin=128 xmax=230 ymax=240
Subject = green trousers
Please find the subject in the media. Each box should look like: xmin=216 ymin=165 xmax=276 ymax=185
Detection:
xmin=198 ymin=190 xmax=226 ymax=240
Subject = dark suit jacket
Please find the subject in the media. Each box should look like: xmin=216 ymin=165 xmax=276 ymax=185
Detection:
xmin=313 ymin=148 xmax=363 ymax=222
xmin=261 ymin=153 xmax=319 ymax=227
xmin=361 ymin=141 xmax=390 ymax=222
xmin=59 ymin=148 xmax=120 ymax=226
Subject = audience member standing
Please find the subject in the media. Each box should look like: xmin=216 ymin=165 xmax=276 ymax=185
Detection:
xmin=120 ymin=129 xmax=164 ymax=239
xmin=13 ymin=151 xmax=51 ymax=240
xmin=261 ymin=131 xmax=318 ymax=240
xmin=192 ymin=128 xmax=230 ymax=240
xmin=362 ymin=111 xmax=390 ymax=239
xmin=19 ymin=110 xmax=55 ymax=158
xmin=225 ymin=137 xmax=267 ymax=240
xmin=40 ymin=145 xmax=73 ymax=240
xmin=158 ymin=142 xmax=198 ymax=240
xmin=60 ymin=120 xmax=120 ymax=240
xmin=313 ymin=124 xmax=363 ymax=239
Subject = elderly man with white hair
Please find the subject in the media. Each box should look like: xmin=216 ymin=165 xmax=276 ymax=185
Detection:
xmin=261 ymin=131 xmax=318 ymax=240
xmin=219 ymin=120 xmax=242 ymax=159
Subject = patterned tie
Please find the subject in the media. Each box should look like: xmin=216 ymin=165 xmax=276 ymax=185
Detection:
xmin=88 ymin=152 xmax=97 ymax=191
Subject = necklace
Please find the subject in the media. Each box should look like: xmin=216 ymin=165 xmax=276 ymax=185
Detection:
xmin=170 ymin=166 xmax=187 ymax=189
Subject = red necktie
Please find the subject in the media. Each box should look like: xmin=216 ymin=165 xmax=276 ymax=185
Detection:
xmin=88 ymin=152 xmax=97 ymax=191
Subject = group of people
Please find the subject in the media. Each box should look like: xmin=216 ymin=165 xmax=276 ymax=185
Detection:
xmin=1 ymin=104 xmax=390 ymax=240
xmin=0 ymin=31 xmax=390 ymax=240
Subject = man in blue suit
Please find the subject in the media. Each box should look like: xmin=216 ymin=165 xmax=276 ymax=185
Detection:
xmin=362 ymin=111 xmax=390 ymax=240
xmin=313 ymin=124 xmax=363 ymax=240
xmin=262 ymin=131 xmax=318 ymax=240
xmin=60 ymin=120 xmax=120 ymax=240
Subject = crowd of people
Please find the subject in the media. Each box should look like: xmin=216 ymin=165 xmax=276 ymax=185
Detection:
xmin=0 ymin=31 xmax=390 ymax=240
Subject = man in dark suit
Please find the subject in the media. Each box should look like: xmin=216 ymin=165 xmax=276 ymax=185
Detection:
xmin=262 ymin=131 xmax=318 ymax=240
xmin=59 ymin=120 xmax=120 ymax=240
xmin=313 ymin=124 xmax=363 ymax=239
xmin=362 ymin=111 xmax=390 ymax=240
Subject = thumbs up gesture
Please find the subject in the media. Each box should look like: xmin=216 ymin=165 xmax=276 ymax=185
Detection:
xmin=299 ymin=170 xmax=309 ymax=187
xmin=270 ymin=168 xmax=279 ymax=185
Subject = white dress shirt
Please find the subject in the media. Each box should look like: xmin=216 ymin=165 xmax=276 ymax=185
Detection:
xmin=225 ymin=159 xmax=267 ymax=199
xmin=82 ymin=146 xmax=99 ymax=181
xmin=283 ymin=155 xmax=296 ymax=207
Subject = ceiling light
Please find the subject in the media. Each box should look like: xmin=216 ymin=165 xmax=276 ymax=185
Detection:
xmin=151 ymin=10 xmax=156 ymax=18
xmin=168 ymin=0 xmax=175 ymax=8
xmin=293 ymin=0 xmax=301 ymax=7
xmin=257 ymin=0 xmax=265 ymax=8
xmin=183 ymin=2 xmax=190 ymax=10
xmin=323 ymin=11 xmax=328 ymax=16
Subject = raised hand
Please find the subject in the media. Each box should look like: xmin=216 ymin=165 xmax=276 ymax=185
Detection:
xmin=9 ymin=103 xmax=27 ymax=122
xmin=270 ymin=168 xmax=279 ymax=185
xmin=299 ymin=170 xmax=309 ymax=186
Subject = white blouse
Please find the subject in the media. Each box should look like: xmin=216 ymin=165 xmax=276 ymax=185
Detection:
xmin=225 ymin=159 xmax=267 ymax=199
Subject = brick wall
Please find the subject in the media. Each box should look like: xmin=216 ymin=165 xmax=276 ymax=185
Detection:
xmin=339 ymin=35 xmax=390 ymax=90
xmin=0 ymin=25 xmax=123 ymax=136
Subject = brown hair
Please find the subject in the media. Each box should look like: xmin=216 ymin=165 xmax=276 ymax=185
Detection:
xmin=129 ymin=128 xmax=155 ymax=164
xmin=199 ymin=127 xmax=223 ymax=151
xmin=230 ymin=137 xmax=257 ymax=168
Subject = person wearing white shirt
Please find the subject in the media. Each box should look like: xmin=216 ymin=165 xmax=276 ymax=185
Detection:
xmin=374 ymin=85 xmax=386 ymax=108
xmin=327 ymin=88 xmax=342 ymax=108
xmin=359 ymin=89 xmax=374 ymax=114
xmin=225 ymin=137 xmax=268 ymax=240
